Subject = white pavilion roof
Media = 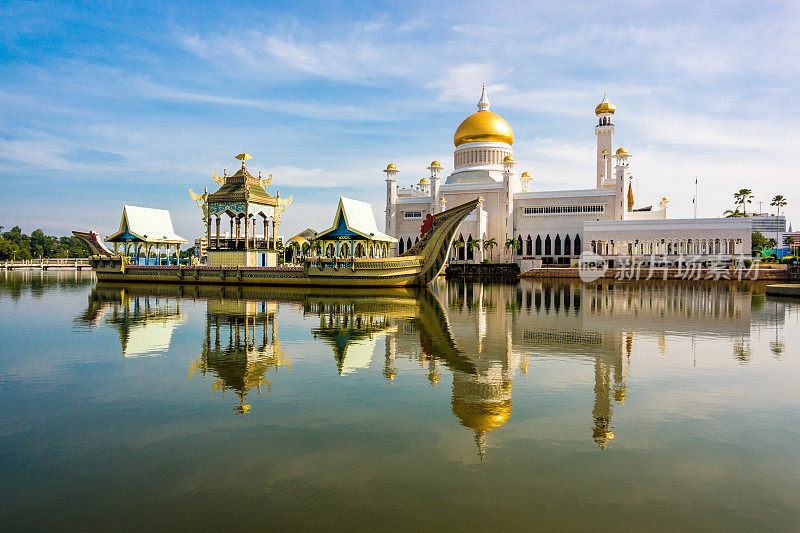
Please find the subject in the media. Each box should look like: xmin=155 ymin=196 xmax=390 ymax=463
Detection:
xmin=317 ymin=197 xmax=397 ymax=242
xmin=107 ymin=205 xmax=187 ymax=244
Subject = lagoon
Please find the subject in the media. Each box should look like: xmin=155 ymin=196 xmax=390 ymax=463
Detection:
xmin=1 ymin=271 xmax=799 ymax=530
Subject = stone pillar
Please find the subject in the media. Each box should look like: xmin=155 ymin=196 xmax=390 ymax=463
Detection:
xmin=272 ymin=220 xmax=277 ymax=250
xmin=216 ymin=217 xmax=221 ymax=248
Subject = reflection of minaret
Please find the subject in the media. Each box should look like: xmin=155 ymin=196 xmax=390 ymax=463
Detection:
xmin=383 ymin=335 xmax=397 ymax=382
xmin=451 ymin=369 xmax=512 ymax=461
xmin=592 ymin=332 xmax=629 ymax=449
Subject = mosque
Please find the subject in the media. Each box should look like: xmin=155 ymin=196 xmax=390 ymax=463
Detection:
xmin=385 ymin=87 xmax=751 ymax=267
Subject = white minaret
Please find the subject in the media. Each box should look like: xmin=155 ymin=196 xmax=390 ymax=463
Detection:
xmin=428 ymin=160 xmax=443 ymax=212
xmin=613 ymin=148 xmax=631 ymax=219
xmin=595 ymin=94 xmax=615 ymax=189
xmin=383 ymin=163 xmax=398 ymax=233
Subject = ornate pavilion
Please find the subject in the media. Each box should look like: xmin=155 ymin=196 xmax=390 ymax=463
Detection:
xmin=191 ymin=153 xmax=293 ymax=267
xmin=106 ymin=205 xmax=187 ymax=265
xmin=314 ymin=197 xmax=397 ymax=261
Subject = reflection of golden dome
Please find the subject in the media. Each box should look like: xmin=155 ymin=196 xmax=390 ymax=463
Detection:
xmin=452 ymin=399 xmax=512 ymax=432
xmin=454 ymin=111 xmax=514 ymax=147
xmin=616 ymin=147 xmax=628 ymax=155
xmin=595 ymin=94 xmax=615 ymax=115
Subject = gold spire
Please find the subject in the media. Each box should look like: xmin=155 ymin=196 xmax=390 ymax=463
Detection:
xmin=453 ymin=85 xmax=514 ymax=147
xmin=627 ymin=181 xmax=634 ymax=211
xmin=595 ymin=93 xmax=616 ymax=115
xmin=235 ymin=152 xmax=253 ymax=169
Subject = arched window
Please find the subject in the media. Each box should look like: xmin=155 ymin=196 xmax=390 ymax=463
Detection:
xmin=407 ymin=237 xmax=412 ymax=251
xmin=574 ymin=234 xmax=581 ymax=255
xmin=554 ymin=235 xmax=562 ymax=256
xmin=545 ymin=235 xmax=552 ymax=255
xmin=355 ymin=242 xmax=365 ymax=257
xmin=535 ymin=235 xmax=542 ymax=255
xmin=325 ymin=243 xmax=335 ymax=257
xmin=517 ymin=235 xmax=523 ymax=255
xmin=526 ymin=235 xmax=533 ymax=255
xmin=340 ymin=243 xmax=350 ymax=258
xmin=399 ymin=238 xmax=405 ymax=254
xmin=564 ymin=234 xmax=571 ymax=256
xmin=415 ymin=236 xmax=419 ymax=244
xmin=467 ymin=235 xmax=474 ymax=261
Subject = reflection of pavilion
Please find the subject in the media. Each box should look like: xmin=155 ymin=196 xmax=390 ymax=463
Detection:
xmin=309 ymin=301 xmax=395 ymax=375
xmin=76 ymin=287 xmax=185 ymax=357
xmin=189 ymin=300 xmax=288 ymax=414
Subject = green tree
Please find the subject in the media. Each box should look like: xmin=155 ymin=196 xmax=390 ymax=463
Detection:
xmin=770 ymin=194 xmax=787 ymax=245
xmin=752 ymin=231 xmax=769 ymax=253
xmin=504 ymin=237 xmax=520 ymax=260
xmin=451 ymin=240 xmax=464 ymax=261
xmin=483 ymin=238 xmax=498 ymax=262
xmin=723 ymin=208 xmax=745 ymax=218
xmin=467 ymin=239 xmax=481 ymax=262
xmin=733 ymin=189 xmax=754 ymax=215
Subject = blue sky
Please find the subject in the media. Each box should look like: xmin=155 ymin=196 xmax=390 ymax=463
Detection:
xmin=2 ymin=0 xmax=798 ymax=240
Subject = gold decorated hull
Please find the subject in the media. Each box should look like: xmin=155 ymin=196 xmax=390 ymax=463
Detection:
xmin=84 ymin=198 xmax=481 ymax=288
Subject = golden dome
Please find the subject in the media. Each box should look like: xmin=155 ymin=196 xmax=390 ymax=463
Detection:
xmin=595 ymin=94 xmax=615 ymax=115
xmin=615 ymin=147 xmax=628 ymax=155
xmin=454 ymin=110 xmax=514 ymax=147
xmin=287 ymin=236 xmax=308 ymax=244
xmin=503 ymin=155 xmax=514 ymax=162
xmin=430 ymin=160 xmax=441 ymax=167
xmin=521 ymin=171 xmax=530 ymax=178
xmin=386 ymin=163 xmax=396 ymax=170
xmin=419 ymin=177 xmax=429 ymax=184
xmin=452 ymin=399 xmax=512 ymax=433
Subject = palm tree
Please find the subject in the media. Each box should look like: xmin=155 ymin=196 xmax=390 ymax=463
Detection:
xmin=311 ymin=241 xmax=322 ymax=257
xmin=288 ymin=241 xmax=301 ymax=263
xmin=483 ymin=238 xmax=498 ymax=262
xmin=504 ymin=237 xmax=520 ymax=261
xmin=733 ymin=189 xmax=754 ymax=215
xmin=771 ymin=194 xmax=787 ymax=247
xmin=451 ymin=240 xmax=464 ymax=262
xmin=723 ymin=208 xmax=745 ymax=218
xmin=467 ymin=239 xmax=481 ymax=262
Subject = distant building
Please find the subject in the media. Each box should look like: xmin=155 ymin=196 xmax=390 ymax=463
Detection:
xmin=749 ymin=214 xmax=786 ymax=236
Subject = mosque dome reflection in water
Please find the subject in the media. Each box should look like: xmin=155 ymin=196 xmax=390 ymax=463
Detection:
xmin=78 ymin=277 xmax=772 ymax=460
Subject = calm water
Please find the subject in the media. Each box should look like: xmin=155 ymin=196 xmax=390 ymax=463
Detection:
xmin=1 ymin=271 xmax=799 ymax=530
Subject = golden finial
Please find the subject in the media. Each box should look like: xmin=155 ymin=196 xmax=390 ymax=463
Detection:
xmin=235 ymin=152 xmax=253 ymax=169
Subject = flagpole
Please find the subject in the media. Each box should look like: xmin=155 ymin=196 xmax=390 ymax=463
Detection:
xmin=693 ymin=177 xmax=698 ymax=219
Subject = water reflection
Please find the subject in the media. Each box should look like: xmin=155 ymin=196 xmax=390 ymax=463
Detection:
xmin=190 ymin=299 xmax=287 ymax=414
xmin=77 ymin=287 xmax=185 ymax=357
xmin=78 ymin=278 xmax=787 ymax=457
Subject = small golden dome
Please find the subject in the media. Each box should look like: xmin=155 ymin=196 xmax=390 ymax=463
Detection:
xmin=287 ymin=236 xmax=308 ymax=244
xmin=616 ymin=147 xmax=628 ymax=155
xmin=419 ymin=177 xmax=429 ymax=184
xmin=503 ymin=155 xmax=514 ymax=162
xmin=452 ymin=399 xmax=512 ymax=433
xmin=386 ymin=163 xmax=396 ymax=170
xmin=430 ymin=160 xmax=441 ymax=167
xmin=454 ymin=111 xmax=514 ymax=147
xmin=595 ymin=94 xmax=615 ymax=115
xmin=521 ymin=171 xmax=530 ymax=178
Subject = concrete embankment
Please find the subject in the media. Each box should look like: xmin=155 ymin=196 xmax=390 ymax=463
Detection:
xmin=519 ymin=266 xmax=790 ymax=281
